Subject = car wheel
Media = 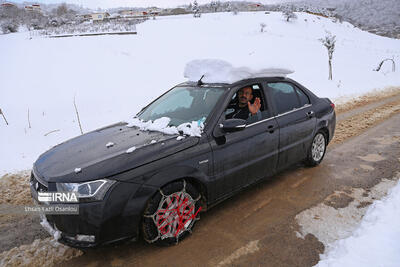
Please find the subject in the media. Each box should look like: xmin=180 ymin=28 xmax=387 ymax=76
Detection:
xmin=142 ymin=180 xmax=202 ymax=246
xmin=305 ymin=131 xmax=327 ymax=167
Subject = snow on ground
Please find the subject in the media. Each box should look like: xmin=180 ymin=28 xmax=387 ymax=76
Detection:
xmin=1 ymin=11 xmax=400 ymax=175
xmin=316 ymin=177 xmax=400 ymax=267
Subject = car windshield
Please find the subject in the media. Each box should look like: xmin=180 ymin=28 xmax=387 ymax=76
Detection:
xmin=137 ymin=86 xmax=225 ymax=126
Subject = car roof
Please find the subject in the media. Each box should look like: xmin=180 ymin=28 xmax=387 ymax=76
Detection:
xmin=177 ymin=81 xmax=230 ymax=88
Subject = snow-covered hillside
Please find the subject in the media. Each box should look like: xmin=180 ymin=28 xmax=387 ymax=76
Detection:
xmin=293 ymin=0 xmax=400 ymax=38
xmin=1 ymin=11 xmax=400 ymax=175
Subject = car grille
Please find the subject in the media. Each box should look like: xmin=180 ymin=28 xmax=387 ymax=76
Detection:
xmin=30 ymin=171 xmax=48 ymax=193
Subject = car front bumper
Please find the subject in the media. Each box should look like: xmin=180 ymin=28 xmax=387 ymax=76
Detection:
xmin=30 ymin=173 xmax=155 ymax=248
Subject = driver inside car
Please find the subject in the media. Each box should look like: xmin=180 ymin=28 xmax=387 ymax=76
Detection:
xmin=225 ymin=86 xmax=262 ymax=121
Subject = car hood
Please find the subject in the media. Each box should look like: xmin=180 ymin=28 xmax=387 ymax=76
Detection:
xmin=34 ymin=122 xmax=199 ymax=183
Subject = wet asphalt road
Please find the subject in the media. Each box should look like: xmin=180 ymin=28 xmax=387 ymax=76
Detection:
xmin=58 ymin=112 xmax=400 ymax=266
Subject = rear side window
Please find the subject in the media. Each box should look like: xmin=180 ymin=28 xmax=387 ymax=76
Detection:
xmin=295 ymin=87 xmax=310 ymax=107
xmin=267 ymin=82 xmax=301 ymax=114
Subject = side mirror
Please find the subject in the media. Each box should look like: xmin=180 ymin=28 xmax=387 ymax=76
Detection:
xmin=219 ymin=119 xmax=246 ymax=132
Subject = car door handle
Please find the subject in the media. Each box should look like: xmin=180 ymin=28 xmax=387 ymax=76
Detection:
xmin=306 ymin=111 xmax=315 ymax=118
xmin=267 ymin=125 xmax=276 ymax=133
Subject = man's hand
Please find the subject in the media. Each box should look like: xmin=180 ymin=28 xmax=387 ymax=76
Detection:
xmin=248 ymin=97 xmax=261 ymax=115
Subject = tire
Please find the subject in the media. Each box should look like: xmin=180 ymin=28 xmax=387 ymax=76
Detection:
xmin=305 ymin=131 xmax=327 ymax=167
xmin=142 ymin=180 xmax=202 ymax=246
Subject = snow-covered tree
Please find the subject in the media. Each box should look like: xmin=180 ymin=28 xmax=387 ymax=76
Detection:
xmin=232 ymin=6 xmax=239 ymax=15
xmin=0 ymin=5 xmax=23 ymax=33
xmin=319 ymin=32 xmax=336 ymax=80
xmin=225 ymin=2 xmax=231 ymax=12
xmin=210 ymin=1 xmax=217 ymax=12
xmin=282 ymin=6 xmax=297 ymax=22
xmin=50 ymin=3 xmax=77 ymax=26
xmin=209 ymin=1 xmax=221 ymax=12
xmin=1 ymin=19 xmax=19 ymax=33
xmin=193 ymin=0 xmax=201 ymax=18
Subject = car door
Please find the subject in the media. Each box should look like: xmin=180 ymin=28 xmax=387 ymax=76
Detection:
xmin=265 ymin=81 xmax=316 ymax=170
xmin=244 ymin=86 xmax=279 ymax=186
xmin=209 ymin=83 xmax=279 ymax=202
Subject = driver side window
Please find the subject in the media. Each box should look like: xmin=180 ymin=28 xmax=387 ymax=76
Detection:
xmin=224 ymin=84 xmax=270 ymax=124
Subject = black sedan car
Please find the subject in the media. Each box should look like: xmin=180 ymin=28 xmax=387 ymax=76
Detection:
xmin=30 ymin=75 xmax=335 ymax=247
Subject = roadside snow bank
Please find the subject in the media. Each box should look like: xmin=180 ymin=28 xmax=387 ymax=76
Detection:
xmin=316 ymin=178 xmax=400 ymax=267
xmin=0 ymin=171 xmax=31 ymax=205
xmin=184 ymin=59 xmax=294 ymax=84
xmin=0 ymin=237 xmax=82 ymax=267
xmin=126 ymin=117 xmax=204 ymax=137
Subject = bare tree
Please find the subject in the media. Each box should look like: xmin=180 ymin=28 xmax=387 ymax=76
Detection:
xmin=55 ymin=3 xmax=69 ymax=17
xmin=73 ymin=95 xmax=83 ymax=134
xmin=28 ymin=108 xmax=31 ymax=128
xmin=0 ymin=108 xmax=9 ymax=125
xmin=319 ymin=32 xmax=336 ymax=80
xmin=260 ymin=23 xmax=266 ymax=32
xmin=374 ymin=58 xmax=396 ymax=72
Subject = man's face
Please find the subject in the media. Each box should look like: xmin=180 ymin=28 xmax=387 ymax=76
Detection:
xmin=238 ymin=87 xmax=253 ymax=107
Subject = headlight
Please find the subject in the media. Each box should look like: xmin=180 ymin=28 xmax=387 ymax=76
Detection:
xmin=56 ymin=179 xmax=116 ymax=202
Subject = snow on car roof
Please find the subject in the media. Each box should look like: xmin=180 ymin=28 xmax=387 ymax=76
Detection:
xmin=184 ymin=59 xmax=294 ymax=84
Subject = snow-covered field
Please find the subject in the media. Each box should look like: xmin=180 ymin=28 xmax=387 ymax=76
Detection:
xmin=1 ymin=11 xmax=400 ymax=175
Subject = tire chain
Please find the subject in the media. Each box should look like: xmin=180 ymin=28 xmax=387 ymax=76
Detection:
xmin=144 ymin=180 xmax=201 ymax=244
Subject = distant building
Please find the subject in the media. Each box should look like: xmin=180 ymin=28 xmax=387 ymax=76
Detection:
xmin=248 ymin=4 xmax=263 ymax=11
xmin=147 ymin=7 xmax=162 ymax=16
xmin=110 ymin=13 xmax=121 ymax=19
xmin=118 ymin=10 xmax=146 ymax=17
xmin=1 ymin=2 xmax=17 ymax=8
xmin=32 ymin=4 xmax=40 ymax=11
xmin=75 ymin=14 xmax=92 ymax=21
xmin=25 ymin=4 xmax=41 ymax=12
xmin=119 ymin=10 xmax=133 ymax=16
xmin=91 ymin=12 xmax=110 ymax=21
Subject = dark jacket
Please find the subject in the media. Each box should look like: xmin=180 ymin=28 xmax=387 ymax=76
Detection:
xmin=226 ymin=105 xmax=251 ymax=120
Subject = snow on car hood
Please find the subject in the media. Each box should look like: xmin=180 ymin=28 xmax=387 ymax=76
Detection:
xmin=127 ymin=117 xmax=204 ymax=137
xmin=33 ymin=121 xmax=199 ymax=183
xmin=184 ymin=59 xmax=294 ymax=84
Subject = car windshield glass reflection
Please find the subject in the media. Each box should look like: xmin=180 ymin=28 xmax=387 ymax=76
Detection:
xmin=138 ymin=87 xmax=224 ymax=126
